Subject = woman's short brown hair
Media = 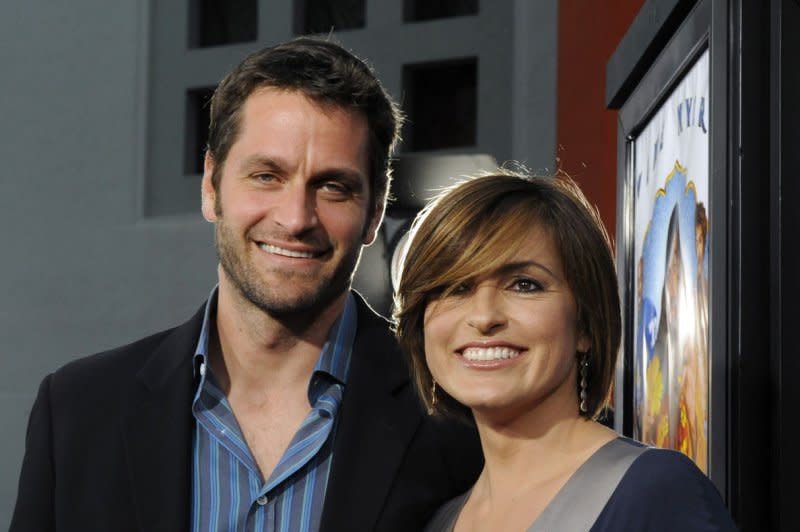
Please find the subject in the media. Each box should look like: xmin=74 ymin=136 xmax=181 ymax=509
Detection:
xmin=394 ymin=170 xmax=620 ymax=420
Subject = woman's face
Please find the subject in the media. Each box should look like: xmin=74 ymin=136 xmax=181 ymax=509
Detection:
xmin=423 ymin=225 xmax=589 ymax=422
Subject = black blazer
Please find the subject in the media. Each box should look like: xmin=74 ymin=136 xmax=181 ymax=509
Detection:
xmin=11 ymin=294 xmax=482 ymax=531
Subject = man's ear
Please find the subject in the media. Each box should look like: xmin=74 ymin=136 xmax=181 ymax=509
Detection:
xmin=362 ymin=200 xmax=385 ymax=246
xmin=201 ymin=152 xmax=218 ymax=222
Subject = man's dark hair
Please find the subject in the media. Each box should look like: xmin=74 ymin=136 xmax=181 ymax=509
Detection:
xmin=207 ymin=37 xmax=403 ymax=216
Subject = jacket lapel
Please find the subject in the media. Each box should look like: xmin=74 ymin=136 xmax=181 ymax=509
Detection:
xmin=115 ymin=296 xmax=416 ymax=530
xmin=321 ymin=297 xmax=423 ymax=531
xmin=121 ymin=306 xmax=204 ymax=531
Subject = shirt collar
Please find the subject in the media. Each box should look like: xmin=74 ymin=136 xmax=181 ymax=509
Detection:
xmin=193 ymin=286 xmax=357 ymax=397
xmin=192 ymin=285 xmax=218 ymax=379
xmin=314 ymin=292 xmax=357 ymax=385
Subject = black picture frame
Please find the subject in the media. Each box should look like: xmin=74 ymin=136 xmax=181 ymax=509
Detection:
xmin=610 ymin=0 xmax=800 ymax=527
xmin=607 ymin=0 xmax=729 ymax=496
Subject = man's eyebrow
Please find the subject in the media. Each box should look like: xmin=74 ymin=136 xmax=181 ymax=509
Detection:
xmin=313 ymin=168 xmax=367 ymax=186
xmin=237 ymin=154 xmax=283 ymax=172
xmin=235 ymin=155 xmax=366 ymax=185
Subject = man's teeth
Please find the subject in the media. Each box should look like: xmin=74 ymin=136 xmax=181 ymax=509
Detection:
xmin=462 ymin=347 xmax=521 ymax=361
xmin=259 ymin=243 xmax=315 ymax=258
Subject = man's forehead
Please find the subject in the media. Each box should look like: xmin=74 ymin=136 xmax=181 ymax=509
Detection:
xmin=221 ymin=88 xmax=370 ymax=180
xmin=243 ymin=86 xmax=364 ymax=122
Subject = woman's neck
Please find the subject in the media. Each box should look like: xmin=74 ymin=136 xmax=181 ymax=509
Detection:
xmin=471 ymin=405 xmax=617 ymax=506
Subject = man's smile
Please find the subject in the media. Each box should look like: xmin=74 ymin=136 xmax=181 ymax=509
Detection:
xmin=257 ymin=242 xmax=324 ymax=259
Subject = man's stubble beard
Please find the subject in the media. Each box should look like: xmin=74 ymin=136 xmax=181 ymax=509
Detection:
xmin=214 ymin=215 xmax=364 ymax=322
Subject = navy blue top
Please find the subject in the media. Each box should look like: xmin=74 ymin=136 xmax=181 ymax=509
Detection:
xmin=426 ymin=438 xmax=736 ymax=532
xmin=590 ymin=446 xmax=737 ymax=531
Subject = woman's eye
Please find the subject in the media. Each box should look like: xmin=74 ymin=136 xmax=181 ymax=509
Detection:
xmin=446 ymin=282 xmax=472 ymax=297
xmin=510 ymin=278 xmax=541 ymax=293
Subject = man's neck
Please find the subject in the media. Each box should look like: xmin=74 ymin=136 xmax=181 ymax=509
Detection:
xmin=210 ymin=277 xmax=349 ymax=395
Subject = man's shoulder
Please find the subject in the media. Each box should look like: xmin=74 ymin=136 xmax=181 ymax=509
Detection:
xmin=47 ymin=305 xmax=204 ymax=400
xmin=351 ymin=292 xmax=400 ymax=350
xmin=54 ymin=326 xmax=177 ymax=382
xmin=351 ymin=291 xmax=392 ymax=329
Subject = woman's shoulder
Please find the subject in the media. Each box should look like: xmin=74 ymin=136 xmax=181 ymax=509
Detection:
xmin=616 ymin=437 xmax=704 ymax=483
xmin=590 ymin=439 xmax=738 ymax=531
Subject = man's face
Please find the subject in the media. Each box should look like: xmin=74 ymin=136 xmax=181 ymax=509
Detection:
xmin=201 ymin=88 xmax=382 ymax=318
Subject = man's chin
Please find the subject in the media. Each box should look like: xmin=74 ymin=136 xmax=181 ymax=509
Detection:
xmin=243 ymin=283 xmax=347 ymax=320
xmin=218 ymin=245 xmax=357 ymax=321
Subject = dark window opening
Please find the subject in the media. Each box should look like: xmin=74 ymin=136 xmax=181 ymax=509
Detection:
xmin=188 ymin=0 xmax=257 ymax=48
xmin=404 ymin=0 xmax=478 ymax=22
xmin=184 ymin=87 xmax=215 ymax=175
xmin=295 ymin=0 xmax=366 ymax=34
xmin=403 ymin=58 xmax=477 ymax=151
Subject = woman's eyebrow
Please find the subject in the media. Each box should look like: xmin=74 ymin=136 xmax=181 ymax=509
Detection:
xmin=495 ymin=260 xmax=558 ymax=279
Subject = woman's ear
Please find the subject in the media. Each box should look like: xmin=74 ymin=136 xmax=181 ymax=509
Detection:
xmin=577 ymin=329 xmax=591 ymax=354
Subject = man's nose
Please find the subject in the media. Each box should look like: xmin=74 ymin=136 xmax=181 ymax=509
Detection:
xmin=274 ymin=183 xmax=319 ymax=235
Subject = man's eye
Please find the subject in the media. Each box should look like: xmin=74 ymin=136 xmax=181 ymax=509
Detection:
xmin=320 ymin=181 xmax=351 ymax=195
xmin=253 ymin=173 xmax=277 ymax=183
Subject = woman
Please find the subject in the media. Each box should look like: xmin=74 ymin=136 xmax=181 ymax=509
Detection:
xmin=394 ymin=171 xmax=736 ymax=531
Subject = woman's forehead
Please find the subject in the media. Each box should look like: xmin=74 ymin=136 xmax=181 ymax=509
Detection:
xmin=448 ymin=220 xmax=564 ymax=280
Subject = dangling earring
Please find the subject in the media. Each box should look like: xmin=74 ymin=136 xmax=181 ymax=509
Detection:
xmin=579 ymin=353 xmax=589 ymax=414
xmin=428 ymin=380 xmax=437 ymax=415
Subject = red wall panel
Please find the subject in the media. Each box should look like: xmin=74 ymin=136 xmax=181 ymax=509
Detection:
xmin=557 ymin=0 xmax=644 ymax=237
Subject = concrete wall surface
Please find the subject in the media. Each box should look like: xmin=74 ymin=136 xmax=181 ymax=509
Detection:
xmin=0 ymin=2 xmax=217 ymax=527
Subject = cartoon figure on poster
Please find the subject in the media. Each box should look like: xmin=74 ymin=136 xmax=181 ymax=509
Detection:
xmin=633 ymin=50 xmax=709 ymax=472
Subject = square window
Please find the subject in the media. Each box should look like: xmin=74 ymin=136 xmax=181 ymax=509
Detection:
xmin=295 ymin=0 xmax=366 ymax=34
xmin=184 ymin=87 xmax=215 ymax=175
xmin=188 ymin=0 xmax=257 ymax=48
xmin=403 ymin=58 xmax=477 ymax=151
xmin=404 ymin=0 xmax=478 ymax=22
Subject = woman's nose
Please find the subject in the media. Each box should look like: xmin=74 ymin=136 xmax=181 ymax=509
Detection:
xmin=465 ymin=285 xmax=507 ymax=334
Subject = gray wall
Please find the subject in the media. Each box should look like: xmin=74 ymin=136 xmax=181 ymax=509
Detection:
xmin=0 ymin=1 xmax=217 ymax=527
xmin=0 ymin=1 xmax=557 ymax=527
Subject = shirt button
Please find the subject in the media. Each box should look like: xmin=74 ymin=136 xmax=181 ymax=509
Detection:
xmin=256 ymin=495 xmax=268 ymax=506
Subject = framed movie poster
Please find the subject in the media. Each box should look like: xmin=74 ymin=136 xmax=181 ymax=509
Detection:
xmin=608 ymin=0 xmax=800 ymax=521
xmin=631 ymin=49 xmax=709 ymax=471
xmin=608 ymin=0 xmax=729 ymax=489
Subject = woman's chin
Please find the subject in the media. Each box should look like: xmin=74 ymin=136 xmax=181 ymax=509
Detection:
xmin=448 ymin=386 xmax=514 ymax=412
xmin=458 ymin=395 xmax=526 ymax=420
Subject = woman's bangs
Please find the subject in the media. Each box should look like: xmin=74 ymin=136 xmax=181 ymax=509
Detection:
xmin=442 ymin=203 xmax=545 ymax=287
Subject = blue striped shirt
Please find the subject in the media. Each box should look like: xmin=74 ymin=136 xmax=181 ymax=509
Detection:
xmin=190 ymin=288 xmax=356 ymax=531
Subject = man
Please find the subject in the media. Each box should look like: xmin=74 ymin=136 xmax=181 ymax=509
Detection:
xmin=11 ymin=38 xmax=482 ymax=531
